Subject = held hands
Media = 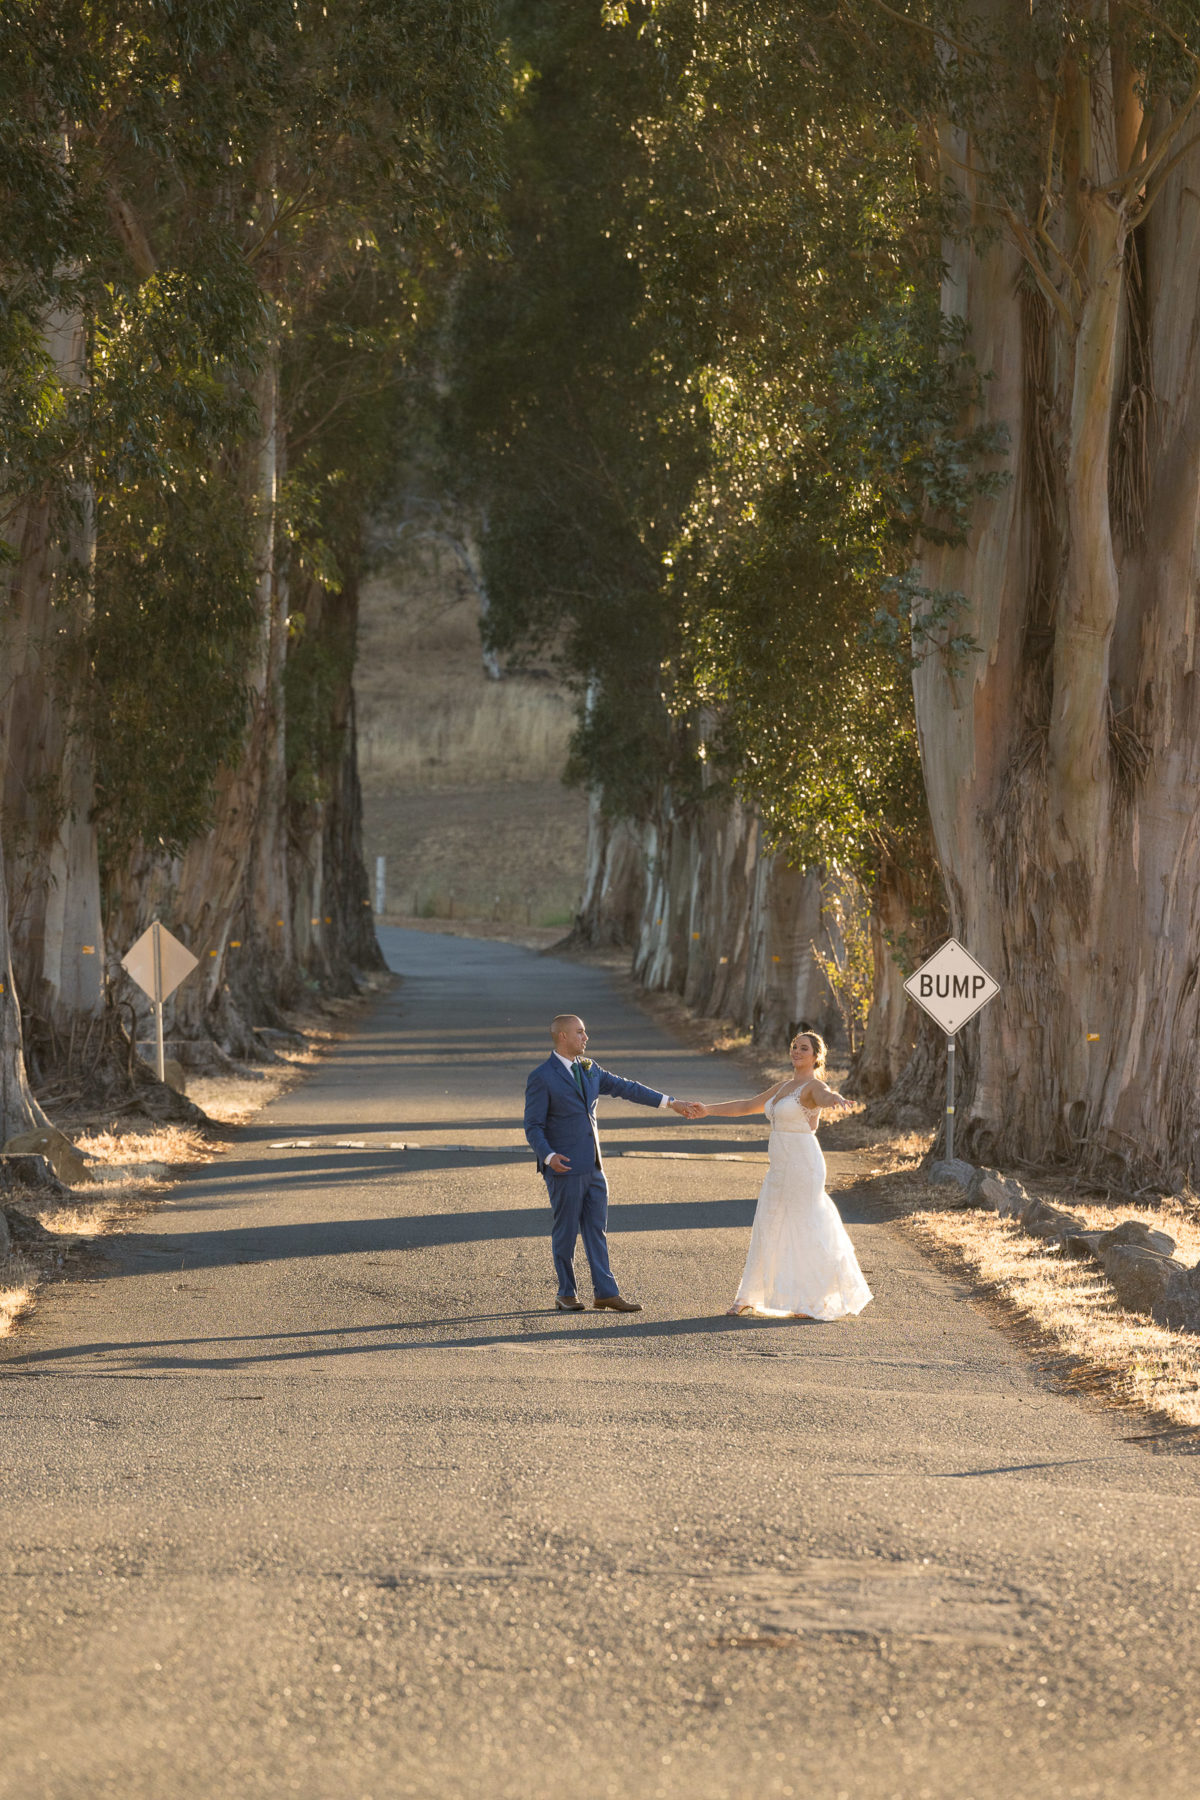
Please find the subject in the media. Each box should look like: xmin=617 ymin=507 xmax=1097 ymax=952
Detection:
xmin=669 ymin=1100 xmax=707 ymax=1120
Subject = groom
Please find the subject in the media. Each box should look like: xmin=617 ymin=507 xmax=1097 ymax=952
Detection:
xmin=524 ymin=1013 xmax=698 ymax=1313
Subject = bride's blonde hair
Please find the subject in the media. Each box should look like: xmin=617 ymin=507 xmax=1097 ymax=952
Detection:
xmin=791 ymin=1029 xmax=827 ymax=1076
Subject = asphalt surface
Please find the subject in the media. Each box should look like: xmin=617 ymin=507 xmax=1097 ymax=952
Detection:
xmin=3 ymin=926 xmax=1200 ymax=1800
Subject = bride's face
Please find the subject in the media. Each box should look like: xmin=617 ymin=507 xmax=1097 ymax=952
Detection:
xmin=790 ymin=1036 xmax=816 ymax=1075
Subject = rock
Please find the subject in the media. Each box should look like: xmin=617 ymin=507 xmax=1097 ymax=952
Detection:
xmin=136 ymin=1053 xmax=188 ymax=1095
xmin=0 ymin=1154 xmax=71 ymax=1198
xmin=1096 ymin=1219 xmax=1177 ymax=1259
xmin=1154 ymin=1262 xmax=1200 ymax=1334
xmin=965 ymin=1166 xmax=1033 ymax=1217
xmin=1102 ymin=1244 xmax=1182 ymax=1318
xmin=1019 ymin=1199 xmax=1081 ymax=1243
xmin=0 ymin=1209 xmax=10 ymax=1259
xmin=2 ymin=1128 xmax=89 ymax=1186
xmin=134 ymin=1081 xmax=207 ymax=1124
xmin=3 ymin=1207 xmax=57 ymax=1248
xmin=929 ymin=1158 xmax=976 ymax=1190
xmin=1063 ymin=1228 xmax=1106 ymax=1260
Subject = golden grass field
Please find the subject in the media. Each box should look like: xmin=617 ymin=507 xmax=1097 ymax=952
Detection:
xmin=356 ymin=547 xmax=589 ymax=926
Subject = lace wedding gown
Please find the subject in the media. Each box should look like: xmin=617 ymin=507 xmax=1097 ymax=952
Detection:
xmin=732 ymin=1088 xmax=873 ymax=1320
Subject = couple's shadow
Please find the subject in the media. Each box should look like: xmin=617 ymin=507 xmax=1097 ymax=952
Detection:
xmin=405 ymin=1307 xmax=820 ymax=1353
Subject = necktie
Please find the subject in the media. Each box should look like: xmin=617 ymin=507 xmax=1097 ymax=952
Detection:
xmin=572 ymin=1062 xmax=586 ymax=1099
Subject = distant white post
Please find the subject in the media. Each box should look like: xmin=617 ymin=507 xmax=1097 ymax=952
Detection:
xmin=375 ymin=855 xmax=386 ymax=917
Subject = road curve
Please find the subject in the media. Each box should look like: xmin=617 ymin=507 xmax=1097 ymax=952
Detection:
xmin=2 ymin=926 xmax=1199 ymax=1799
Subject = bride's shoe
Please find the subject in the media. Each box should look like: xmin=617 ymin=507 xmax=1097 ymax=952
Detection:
xmin=725 ymin=1302 xmax=753 ymax=1316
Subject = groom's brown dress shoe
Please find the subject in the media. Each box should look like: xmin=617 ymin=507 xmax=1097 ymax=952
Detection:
xmin=556 ymin=1295 xmax=584 ymax=1311
xmin=593 ymin=1294 xmax=643 ymax=1312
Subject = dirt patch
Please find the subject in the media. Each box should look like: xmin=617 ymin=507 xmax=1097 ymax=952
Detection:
xmin=366 ymin=782 xmax=588 ymax=926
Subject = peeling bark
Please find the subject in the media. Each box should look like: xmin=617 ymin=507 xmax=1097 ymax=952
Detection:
xmin=0 ymin=304 xmax=105 ymax=1082
xmin=577 ymin=782 xmax=841 ymax=1054
xmin=914 ymin=57 xmax=1200 ymax=1185
xmin=0 ymin=837 xmax=50 ymax=1143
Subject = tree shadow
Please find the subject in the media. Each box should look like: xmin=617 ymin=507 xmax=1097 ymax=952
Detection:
xmin=107 ymin=1196 xmax=764 ymax=1269
xmin=9 ymin=1307 xmax=792 ymax=1375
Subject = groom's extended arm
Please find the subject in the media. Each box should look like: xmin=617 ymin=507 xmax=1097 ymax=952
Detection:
xmin=594 ymin=1065 xmax=671 ymax=1110
xmin=523 ymin=1068 xmax=557 ymax=1170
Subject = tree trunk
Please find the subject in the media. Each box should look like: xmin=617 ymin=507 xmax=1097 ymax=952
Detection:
xmin=0 ymin=835 xmax=51 ymax=1144
xmin=0 ymin=303 xmax=106 ymax=1085
xmin=573 ymin=793 xmax=649 ymax=947
xmin=913 ymin=94 xmax=1200 ymax=1186
xmin=290 ymin=575 xmax=384 ymax=990
xmin=242 ymin=372 xmax=295 ymax=1023
xmin=627 ymin=782 xmax=837 ymax=1051
xmin=847 ymin=856 xmax=943 ymax=1101
xmin=169 ymin=357 xmax=280 ymax=1061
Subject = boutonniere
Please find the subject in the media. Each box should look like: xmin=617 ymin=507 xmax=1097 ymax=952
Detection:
xmin=576 ymin=1057 xmax=593 ymax=1072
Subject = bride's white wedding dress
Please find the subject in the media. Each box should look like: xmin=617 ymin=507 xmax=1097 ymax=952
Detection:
xmin=733 ymin=1088 xmax=873 ymax=1320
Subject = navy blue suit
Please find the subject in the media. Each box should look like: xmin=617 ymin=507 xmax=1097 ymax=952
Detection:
xmin=523 ymin=1055 xmax=667 ymax=1300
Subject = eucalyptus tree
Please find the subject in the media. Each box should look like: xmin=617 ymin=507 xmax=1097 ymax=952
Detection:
xmin=549 ymin=2 xmax=1005 ymax=1081
xmin=903 ymin=2 xmax=1200 ymax=1182
xmin=447 ymin=0 xmax=697 ymax=812
xmin=1 ymin=0 xmax=501 ymax=1091
xmin=81 ymin=0 xmax=502 ymax=1055
xmin=448 ymin=2 xmax=962 ymax=1064
xmin=0 ymin=2 xmax=110 ymax=1091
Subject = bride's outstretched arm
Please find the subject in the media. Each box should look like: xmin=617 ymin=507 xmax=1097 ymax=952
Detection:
xmin=800 ymin=1077 xmax=854 ymax=1111
xmin=691 ymin=1082 xmax=785 ymax=1119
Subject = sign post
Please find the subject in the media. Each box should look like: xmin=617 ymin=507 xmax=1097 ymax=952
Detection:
xmin=902 ymin=939 xmax=1000 ymax=1162
xmin=121 ymin=921 xmax=200 ymax=1082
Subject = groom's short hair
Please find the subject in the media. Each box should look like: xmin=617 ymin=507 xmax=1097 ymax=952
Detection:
xmin=550 ymin=1013 xmax=580 ymax=1041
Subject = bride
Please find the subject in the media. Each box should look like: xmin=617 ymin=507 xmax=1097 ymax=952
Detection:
xmin=692 ymin=1031 xmax=873 ymax=1321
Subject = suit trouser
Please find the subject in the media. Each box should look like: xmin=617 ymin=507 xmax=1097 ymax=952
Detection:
xmin=543 ymin=1167 xmax=619 ymax=1299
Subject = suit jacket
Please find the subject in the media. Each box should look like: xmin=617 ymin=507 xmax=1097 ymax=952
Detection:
xmin=523 ymin=1055 xmax=666 ymax=1175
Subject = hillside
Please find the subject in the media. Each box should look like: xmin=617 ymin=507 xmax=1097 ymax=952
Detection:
xmin=356 ymin=547 xmax=590 ymax=927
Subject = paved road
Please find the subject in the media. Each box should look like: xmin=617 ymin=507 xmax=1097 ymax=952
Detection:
xmin=3 ymin=928 xmax=1200 ymax=1800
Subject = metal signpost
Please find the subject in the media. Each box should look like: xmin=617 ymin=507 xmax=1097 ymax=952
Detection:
xmin=121 ymin=920 xmax=199 ymax=1082
xmin=902 ymin=938 xmax=1000 ymax=1162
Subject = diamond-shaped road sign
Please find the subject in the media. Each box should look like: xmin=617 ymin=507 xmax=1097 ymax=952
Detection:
xmin=121 ymin=920 xmax=198 ymax=1005
xmin=903 ymin=937 xmax=1000 ymax=1035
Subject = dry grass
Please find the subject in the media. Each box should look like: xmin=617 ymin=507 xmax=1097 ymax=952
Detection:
xmin=186 ymin=1026 xmax=333 ymax=1125
xmin=356 ymin=548 xmax=588 ymax=925
xmin=356 ymin=553 xmax=575 ymax=787
xmin=877 ymin=1169 xmax=1200 ymax=1433
xmin=0 ymin=1255 xmax=37 ymax=1337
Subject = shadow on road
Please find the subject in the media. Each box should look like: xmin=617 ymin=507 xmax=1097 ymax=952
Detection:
xmin=8 ymin=1309 xmax=788 ymax=1374
xmin=105 ymin=1197 xmax=766 ymax=1269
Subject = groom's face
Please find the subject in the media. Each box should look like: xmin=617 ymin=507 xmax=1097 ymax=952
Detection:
xmin=556 ymin=1017 xmax=588 ymax=1058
